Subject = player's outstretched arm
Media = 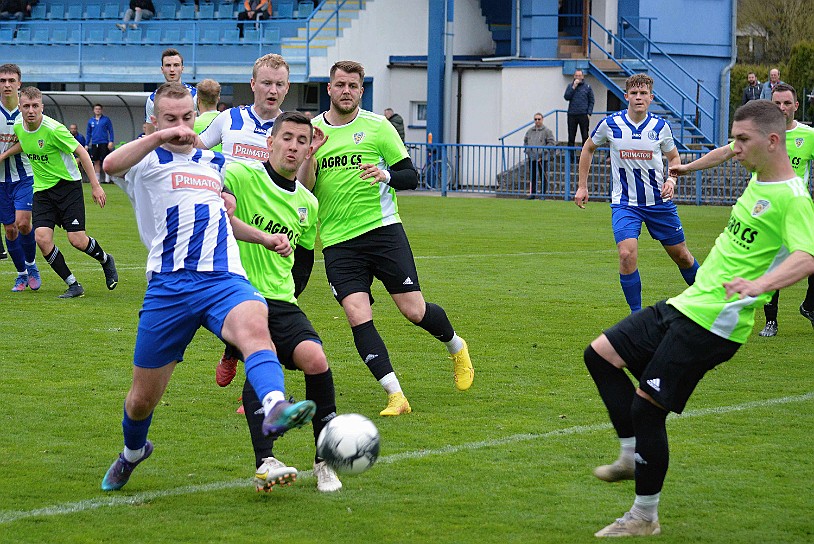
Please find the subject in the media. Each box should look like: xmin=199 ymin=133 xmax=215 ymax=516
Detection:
xmin=670 ymin=144 xmax=735 ymax=177
xmin=724 ymin=250 xmax=814 ymax=299
xmin=574 ymin=139 xmax=597 ymax=208
xmin=104 ymin=126 xmax=198 ymax=177
xmin=230 ymin=215 xmax=292 ymax=257
xmin=0 ymin=142 xmax=22 ymax=163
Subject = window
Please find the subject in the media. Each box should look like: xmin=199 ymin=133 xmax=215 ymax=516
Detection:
xmin=411 ymin=101 xmax=427 ymax=127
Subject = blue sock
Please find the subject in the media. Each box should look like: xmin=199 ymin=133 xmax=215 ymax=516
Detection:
xmin=122 ymin=405 xmax=153 ymax=451
xmin=5 ymin=235 xmax=26 ymax=273
xmin=620 ymin=270 xmax=642 ymax=312
xmin=680 ymin=259 xmax=699 ymax=286
xmin=20 ymin=231 xmax=37 ymax=263
xmin=244 ymin=349 xmax=284 ymax=402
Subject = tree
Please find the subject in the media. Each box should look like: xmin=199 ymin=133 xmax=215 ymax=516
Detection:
xmin=739 ymin=0 xmax=814 ymax=63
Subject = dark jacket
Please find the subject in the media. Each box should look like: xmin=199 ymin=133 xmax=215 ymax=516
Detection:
xmin=387 ymin=113 xmax=405 ymax=141
xmin=130 ymin=0 xmax=155 ymax=10
xmin=742 ymin=83 xmax=761 ymax=105
xmin=564 ymin=81 xmax=594 ymax=116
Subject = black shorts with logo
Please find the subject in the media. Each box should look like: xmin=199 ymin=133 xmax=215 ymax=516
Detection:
xmin=266 ymin=298 xmax=321 ymax=371
xmin=32 ymin=179 xmax=86 ymax=231
xmin=88 ymin=143 xmax=111 ymax=163
xmin=603 ymin=300 xmax=741 ymax=413
xmin=322 ymin=223 xmax=421 ymax=305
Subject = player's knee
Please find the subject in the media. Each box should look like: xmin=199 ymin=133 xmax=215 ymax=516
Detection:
xmin=125 ymin=391 xmax=156 ymax=419
xmin=294 ymin=341 xmax=329 ymax=373
xmin=3 ymin=224 xmax=17 ymax=239
xmin=16 ymin=221 xmax=30 ymax=235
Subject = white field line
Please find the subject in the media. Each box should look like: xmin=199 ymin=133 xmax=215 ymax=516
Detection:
xmin=1 ymin=391 xmax=811 ymax=525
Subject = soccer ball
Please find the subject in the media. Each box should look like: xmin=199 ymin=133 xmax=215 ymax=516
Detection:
xmin=317 ymin=413 xmax=380 ymax=474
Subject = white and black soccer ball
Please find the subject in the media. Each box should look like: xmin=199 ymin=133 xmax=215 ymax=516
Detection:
xmin=316 ymin=413 xmax=380 ymax=474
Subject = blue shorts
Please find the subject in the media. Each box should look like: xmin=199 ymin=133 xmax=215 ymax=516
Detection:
xmin=611 ymin=202 xmax=686 ymax=246
xmin=133 ymin=270 xmax=267 ymax=369
xmin=0 ymin=179 xmax=33 ymax=225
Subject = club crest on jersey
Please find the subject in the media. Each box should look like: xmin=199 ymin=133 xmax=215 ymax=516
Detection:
xmin=297 ymin=207 xmax=308 ymax=224
xmin=37 ymin=139 xmax=44 ymax=148
xmin=647 ymin=130 xmax=658 ymax=141
xmin=751 ymin=199 xmax=770 ymax=217
xmin=353 ymin=131 xmax=364 ymax=145
xmin=796 ymin=137 xmax=804 ymax=148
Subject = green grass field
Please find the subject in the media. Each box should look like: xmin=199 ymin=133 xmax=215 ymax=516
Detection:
xmin=1 ymin=189 xmax=812 ymax=543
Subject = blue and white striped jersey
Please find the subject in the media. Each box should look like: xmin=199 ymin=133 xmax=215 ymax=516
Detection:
xmin=125 ymin=146 xmax=246 ymax=279
xmin=590 ymin=110 xmax=675 ymax=207
xmin=199 ymin=105 xmax=278 ymax=164
xmin=0 ymin=103 xmax=33 ymax=184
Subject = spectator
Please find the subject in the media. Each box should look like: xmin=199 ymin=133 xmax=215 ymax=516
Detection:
xmin=116 ymin=0 xmax=155 ymax=31
xmin=384 ymin=108 xmax=405 ymax=141
xmin=741 ymin=72 xmax=761 ymax=105
xmin=0 ymin=0 xmax=34 ymax=21
xmin=237 ymin=0 xmax=272 ymax=38
xmin=68 ymin=124 xmax=86 ymax=148
xmin=563 ymin=69 xmax=594 ymax=153
xmin=759 ymin=68 xmax=784 ymax=100
xmin=523 ymin=112 xmax=555 ymax=200
xmin=86 ymin=104 xmax=115 ymax=184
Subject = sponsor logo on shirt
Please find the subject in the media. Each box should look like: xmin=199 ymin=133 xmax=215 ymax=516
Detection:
xmin=28 ymin=153 xmax=48 ymax=163
xmin=751 ymin=199 xmax=770 ymax=217
xmin=619 ymin=149 xmax=653 ymax=160
xmin=318 ymin=154 xmax=363 ymax=169
xmin=233 ymin=143 xmax=269 ymax=161
xmin=0 ymin=133 xmax=17 ymax=142
xmin=171 ymin=172 xmax=221 ymax=193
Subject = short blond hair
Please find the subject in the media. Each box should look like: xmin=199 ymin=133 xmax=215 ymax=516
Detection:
xmin=252 ymin=54 xmax=290 ymax=79
xmin=154 ymin=82 xmax=192 ymax=115
xmin=196 ymin=79 xmax=221 ymax=109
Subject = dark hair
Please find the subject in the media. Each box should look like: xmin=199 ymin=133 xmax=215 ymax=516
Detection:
xmin=93 ymin=103 xmax=103 ymax=109
xmin=0 ymin=63 xmax=21 ymax=79
xmin=330 ymin=60 xmax=364 ymax=82
xmin=733 ymin=99 xmax=786 ymax=136
xmin=162 ymin=48 xmax=183 ymax=65
xmin=771 ymin=83 xmax=797 ymax=102
xmin=270 ymin=111 xmax=313 ymax=140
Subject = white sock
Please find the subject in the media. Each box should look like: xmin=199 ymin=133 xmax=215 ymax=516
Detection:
xmin=261 ymin=390 xmax=286 ymax=416
xmin=444 ymin=334 xmax=464 ymax=354
xmin=620 ymin=436 xmax=636 ymax=459
xmin=631 ymin=493 xmax=660 ymax=522
xmin=379 ymin=372 xmax=402 ymax=395
xmin=123 ymin=445 xmax=145 ymax=463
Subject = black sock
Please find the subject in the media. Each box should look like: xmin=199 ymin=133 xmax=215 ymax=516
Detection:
xmin=803 ymin=276 xmax=814 ymax=311
xmin=242 ymin=378 xmax=274 ymax=468
xmin=764 ymin=290 xmax=780 ymax=322
xmin=83 ymin=237 xmax=107 ymax=263
xmin=305 ymin=369 xmax=337 ymax=461
xmin=631 ymin=394 xmax=669 ymax=496
xmin=584 ymin=345 xmax=635 ymax=438
xmin=224 ymin=342 xmax=242 ymax=361
xmin=416 ymin=302 xmax=455 ymax=342
xmin=351 ymin=321 xmax=394 ymax=380
xmin=44 ymin=245 xmax=73 ymax=282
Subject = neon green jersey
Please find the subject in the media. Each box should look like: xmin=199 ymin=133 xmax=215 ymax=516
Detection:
xmin=194 ymin=111 xmax=222 ymax=152
xmin=311 ymin=109 xmax=409 ymax=247
xmin=14 ymin=115 xmax=81 ymax=192
xmin=728 ymin=121 xmax=814 ymax=181
xmin=224 ymin=160 xmax=318 ymax=304
xmin=668 ymin=176 xmax=814 ymax=343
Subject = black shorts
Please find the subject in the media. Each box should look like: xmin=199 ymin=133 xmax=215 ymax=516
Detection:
xmin=32 ymin=179 xmax=86 ymax=231
xmin=322 ymin=223 xmax=421 ymax=305
xmin=266 ymin=299 xmax=321 ymax=371
xmin=603 ymin=300 xmax=741 ymax=414
xmin=88 ymin=143 xmax=111 ymax=163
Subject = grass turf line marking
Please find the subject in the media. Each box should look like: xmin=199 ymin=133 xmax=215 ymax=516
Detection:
xmin=1 ymin=391 xmax=811 ymax=525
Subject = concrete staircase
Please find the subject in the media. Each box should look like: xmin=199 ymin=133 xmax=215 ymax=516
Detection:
xmin=282 ymin=0 xmax=370 ymax=81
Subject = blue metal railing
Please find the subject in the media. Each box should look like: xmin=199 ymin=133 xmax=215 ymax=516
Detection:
xmin=587 ymin=15 xmax=718 ymax=147
xmin=404 ymin=142 xmax=809 ymax=206
xmin=303 ymin=0 xmax=364 ymax=78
